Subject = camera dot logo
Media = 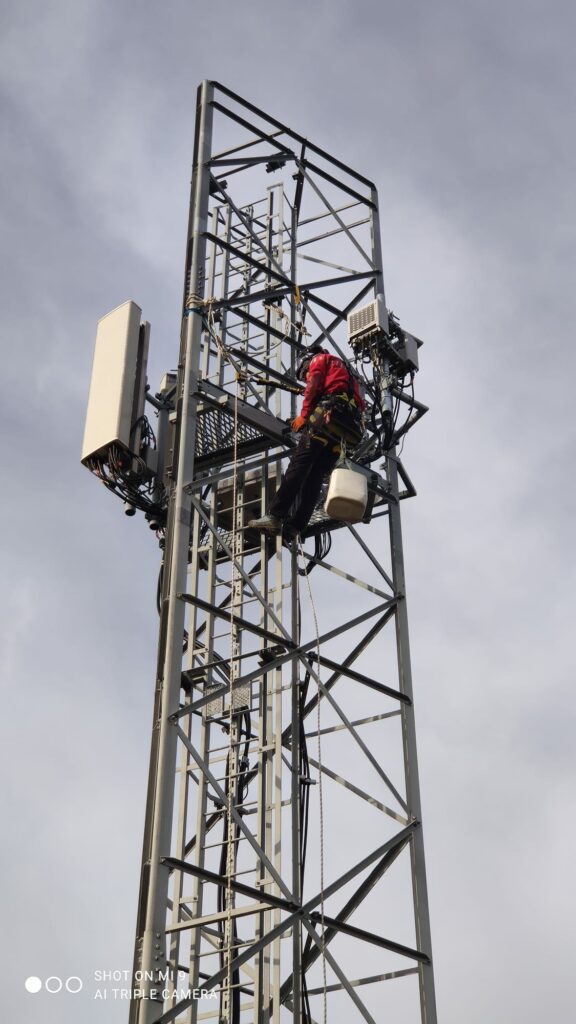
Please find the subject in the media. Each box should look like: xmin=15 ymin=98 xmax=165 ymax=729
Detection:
xmin=24 ymin=976 xmax=83 ymax=994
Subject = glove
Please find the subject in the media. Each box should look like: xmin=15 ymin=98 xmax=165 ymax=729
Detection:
xmin=291 ymin=415 xmax=306 ymax=433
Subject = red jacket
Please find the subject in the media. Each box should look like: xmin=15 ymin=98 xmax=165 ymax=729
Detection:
xmin=300 ymin=353 xmax=365 ymax=420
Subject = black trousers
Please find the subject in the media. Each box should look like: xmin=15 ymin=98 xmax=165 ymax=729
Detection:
xmin=269 ymin=433 xmax=339 ymax=530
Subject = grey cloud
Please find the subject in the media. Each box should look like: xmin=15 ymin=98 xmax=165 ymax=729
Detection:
xmin=2 ymin=1 xmax=575 ymax=1021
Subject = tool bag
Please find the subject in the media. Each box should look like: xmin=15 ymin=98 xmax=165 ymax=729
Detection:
xmin=307 ymin=392 xmax=364 ymax=446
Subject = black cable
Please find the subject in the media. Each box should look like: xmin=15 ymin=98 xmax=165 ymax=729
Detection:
xmin=88 ymin=446 xmax=165 ymax=520
xmin=291 ymin=596 xmax=313 ymax=1024
xmin=302 ymin=975 xmax=312 ymax=1024
xmin=299 ymin=671 xmax=311 ymax=883
xmin=130 ymin=414 xmax=157 ymax=450
xmin=87 ymin=411 xmax=166 ymax=519
xmin=391 ymin=370 xmax=416 ymax=455
xmin=297 ymin=527 xmax=332 ymax=577
xmin=230 ymin=711 xmax=251 ymax=1024
xmin=156 ymin=564 xmax=163 ymax=615
xmin=298 ymin=669 xmax=312 ymax=1024
xmin=156 ymin=561 xmax=187 ymax=652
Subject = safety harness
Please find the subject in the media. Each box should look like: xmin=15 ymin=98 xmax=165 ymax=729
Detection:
xmin=307 ymin=368 xmax=364 ymax=447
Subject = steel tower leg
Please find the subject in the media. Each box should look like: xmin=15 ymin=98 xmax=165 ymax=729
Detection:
xmin=130 ymin=80 xmax=214 ymax=1024
xmin=388 ymin=457 xmax=438 ymax=1024
xmin=370 ymin=187 xmax=438 ymax=1024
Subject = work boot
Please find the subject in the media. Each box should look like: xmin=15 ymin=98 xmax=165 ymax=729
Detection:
xmin=247 ymin=514 xmax=282 ymax=534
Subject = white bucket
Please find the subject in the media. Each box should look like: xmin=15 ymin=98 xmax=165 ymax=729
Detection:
xmin=325 ymin=466 xmax=368 ymax=522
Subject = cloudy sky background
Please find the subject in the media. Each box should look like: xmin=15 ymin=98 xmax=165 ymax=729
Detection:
xmin=1 ymin=0 xmax=575 ymax=1021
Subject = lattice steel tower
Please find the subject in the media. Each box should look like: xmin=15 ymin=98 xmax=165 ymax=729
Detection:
xmin=84 ymin=81 xmax=437 ymax=1024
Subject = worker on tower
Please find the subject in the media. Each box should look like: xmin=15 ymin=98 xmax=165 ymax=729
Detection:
xmin=248 ymin=344 xmax=365 ymax=538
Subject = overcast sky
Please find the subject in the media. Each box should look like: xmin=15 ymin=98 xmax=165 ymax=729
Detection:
xmin=1 ymin=1 xmax=575 ymax=1022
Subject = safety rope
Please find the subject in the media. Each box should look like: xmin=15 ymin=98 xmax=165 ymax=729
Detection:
xmin=262 ymin=300 xmax=310 ymax=345
xmin=224 ymin=377 xmax=241 ymax=1022
xmin=188 ymin=293 xmax=308 ymax=345
xmin=297 ymin=539 xmax=328 ymax=1024
xmin=187 ymin=294 xmax=247 ymax=382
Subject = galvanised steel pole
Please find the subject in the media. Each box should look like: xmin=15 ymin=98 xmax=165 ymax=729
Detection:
xmin=369 ymin=185 xmax=438 ymax=1024
xmin=130 ymin=80 xmax=214 ymax=1024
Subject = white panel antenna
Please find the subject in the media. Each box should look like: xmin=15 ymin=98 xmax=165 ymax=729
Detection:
xmin=81 ymin=300 xmax=150 ymax=464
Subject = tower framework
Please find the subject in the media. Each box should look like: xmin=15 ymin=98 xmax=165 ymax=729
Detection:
xmin=129 ymin=81 xmax=437 ymax=1024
